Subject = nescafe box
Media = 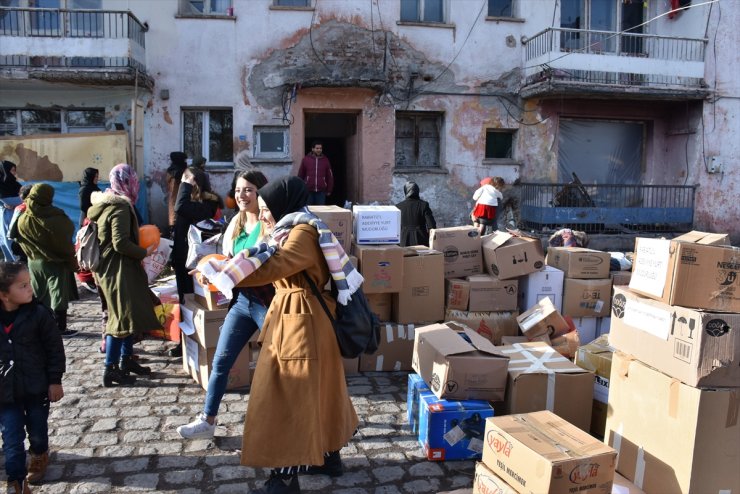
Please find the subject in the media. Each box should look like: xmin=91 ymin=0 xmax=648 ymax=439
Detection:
xmin=609 ymin=285 xmax=740 ymax=387
xmin=429 ymin=226 xmax=483 ymax=279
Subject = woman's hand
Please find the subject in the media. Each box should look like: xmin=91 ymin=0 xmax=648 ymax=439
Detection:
xmin=48 ymin=384 xmax=64 ymax=402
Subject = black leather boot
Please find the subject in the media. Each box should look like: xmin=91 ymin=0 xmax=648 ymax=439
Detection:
xmin=120 ymin=355 xmax=151 ymax=375
xmin=102 ymin=364 xmax=136 ymax=387
xmin=305 ymin=450 xmax=343 ymax=477
xmin=249 ymin=471 xmax=300 ymax=494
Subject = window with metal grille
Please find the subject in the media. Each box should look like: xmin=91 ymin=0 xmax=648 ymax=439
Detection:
xmin=395 ymin=112 xmax=442 ymax=169
xmin=182 ymin=109 xmax=233 ymax=166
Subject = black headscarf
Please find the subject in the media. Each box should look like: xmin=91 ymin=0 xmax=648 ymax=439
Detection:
xmin=258 ymin=176 xmax=308 ymax=222
xmin=0 ymin=160 xmax=21 ymax=198
xmin=167 ymin=151 xmax=188 ymax=181
xmin=79 ymin=167 xmax=101 ymax=217
xmin=404 ymin=181 xmax=420 ymax=200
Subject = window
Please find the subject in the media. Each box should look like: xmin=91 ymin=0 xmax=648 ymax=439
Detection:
xmin=488 ymin=0 xmax=515 ymax=18
xmin=400 ymin=0 xmax=445 ymax=23
xmin=179 ymin=0 xmax=232 ymax=15
xmin=395 ymin=112 xmax=442 ymax=169
xmin=254 ymin=126 xmax=289 ymax=159
xmin=485 ymin=129 xmax=515 ymax=159
xmin=182 ymin=109 xmax=233 ymax=166
xmin=0 ymin=108 xmax=105 ymax=135
xmin=273 ymin=0 xmax=310 ymax=6
xmin=560 ymin=0 xmax=645 ymax=54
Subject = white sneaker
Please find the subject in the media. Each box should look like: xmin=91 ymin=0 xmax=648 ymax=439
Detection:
xmin=177 ymin=413 xmax=216 ymax=439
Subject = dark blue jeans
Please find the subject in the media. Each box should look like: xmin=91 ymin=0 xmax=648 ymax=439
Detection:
xmin=204 ymin=291 xmax=267 ymax=417
xmin=105 ymin=334 xmax=134 ymax=366
xmin=307 ymin=191 xmax=327 ymax=206
xmin=0 ymin=396 xmax=50 ymax=482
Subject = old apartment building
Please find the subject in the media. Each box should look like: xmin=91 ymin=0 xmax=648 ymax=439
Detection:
xmin=1 ymin=0 xmax=737 ymax=241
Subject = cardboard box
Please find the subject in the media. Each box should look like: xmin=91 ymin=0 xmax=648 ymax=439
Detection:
xmin=181 ymin=334 xmax=251 ymax=390
xmin=598 ymin=317 xmax=611 ymax=337
xmin=605 ymin=352 xmax=740 ymax=494
xmin=352 ymin=205 xmax=400 ymax=244
xmin=418 ymin=392 xmax=494 ymax=461
xmin=353 ymin=244 xmax=404 ymax=294
xmin=516 ymin=297 xmax=570 ymax=339
xmin=192 ymin=275 xmax=230 ymax=310
xmin=611 ymin=473 xmax=646 ymax=494
xmin=407 ymin=373 xmax=431 ymax=434
xmin=498 ymin=342 xmax=594 ymax=432
xmin=629 ymin=237 xmax=740 ymax=312
xmin=391 ymin=247 xmax=444 ymax=323
xmin=562 ymin=278 xmax=612 ymax=318
xmin=500 ymin=334 xmax=551 ymax=346
xmin=466 ymin=274 xmax=518 ymax=312
xmin=359 ymin=323 xmax=415 ymax=372
xmin=575 ymin=334 xmax=614 ymax=438
xmin=546 ymin=247 xmax=611 ymax=279
xmin=550 ymin=330 xmax=580 ymax=359
xmin=609 ymin=270 xmax=632 ymax=287
xmin=673 ymin=229 xmax=730 ymax=246
xmin=412 ymin=322 xmax=509 ymax=401
xmin=482 ymin=410 xmax=617 ymax=494
xmin=366 ymin=293 xmax=391 ymax=321
xmin=482 ymin=231 xmax=545 ymax=280
xmin=178 ymin=295 xmax=228 ymax=348
xmin=308 ymin=205 xmax=352 ymax=253
xmin=570 ymin=316 xmax=598 ymax=345
xmin=429 ymin=226 xmax=483 ymax=279
xmin=518 ymin=265 xmax=564 ymax=312
xmin=473 ymin=462 xmax=519 ymax=494
xmin=445 ymin=278 xmax=470 ymax=311
xmin=609 ymin=286 xmax=740 ymax=387
xmin=444 ymin=309 xmax=519 ymax=345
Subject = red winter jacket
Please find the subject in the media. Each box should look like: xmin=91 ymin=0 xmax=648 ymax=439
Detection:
xmin=298 ymin=153 xmax=333 ymax=194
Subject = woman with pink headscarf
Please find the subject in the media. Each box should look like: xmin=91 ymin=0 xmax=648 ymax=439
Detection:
xmin=87 ymin=164 xmax=160 ymax=387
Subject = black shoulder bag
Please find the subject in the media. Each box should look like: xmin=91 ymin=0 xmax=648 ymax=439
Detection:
xmin=302 ymin=272 xmax=380 ymax=359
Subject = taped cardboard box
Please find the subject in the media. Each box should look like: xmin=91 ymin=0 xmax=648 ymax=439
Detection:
xmin=518 ymin=265 xmax=564 ymax=312
xmin=610 ymin=286 xmax=740 ymax=387
xmin=611 ymin=473 xmax=646 ymax=494
xmin=178 ymin=294 xmax=228 ymax=348
xmin=562 ymin=278 xmax=612 ymax=318
xmin=181 ymin=334 xmax=252 ymax=391
xmin=575 ymin=334 xmax=614 ymax=438
xmin=550 ymin=329 xmax=580 ymax=359
xmin=391 ymin=247 xmax=444 ymax=324
xmin=429 ymin=226 xmax=483 ymax=279
xmin=516 ymin=297 xmax=570 ymax=339
xmin=418 ymin=391 xmax=494 ymax=461
xmin=482 ymin=410 xmax=617 ymax=494
xmin=444 ymin=309 xmax=519 ymax=345
xmin=192 ymin=275 xmax=230 ymax=310
xmin=466 ymin=274 xmax=518 ymax=312
xmin=498 ymin=342 xmax=594 ymax=432
xmin=605 ymin=351 xmax=740 ymax=494
xmin=308 ymin=205 xmax=352 ymax=253
xmin=412 ymin=322 xmax=509 ymax=401
xmin=445 ymin=278 xmax=470 ymax=311
xmin=500 ymin=334 xmax=551 ymax=346
xmin=629 ymin=237 xmax=740 ymax=312
xmin=366 ymin=293 xmax=391 ymax=322
xmin=473 ymin=462 xmax=519 ymax=494
xmin=482 ymin=230 xmax=545 ymax=280
xmin=407 ymin=373 xmax=430 ymax=434
xmin=673 ymin=230 xmax=730 ymax=246
xmin=359 ymin=323 xmax=415 ymax=372
xmin=352 ymin=205 xmax=400 ymax=244
xmin=353 ymin=243 xmax=404 ymax=294
xmin=546 ymin=247 xmax=611 ymax=279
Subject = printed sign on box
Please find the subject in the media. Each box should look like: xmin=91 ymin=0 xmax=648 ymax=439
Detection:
xmin=352 ymin=205 xmax=400 ymax=244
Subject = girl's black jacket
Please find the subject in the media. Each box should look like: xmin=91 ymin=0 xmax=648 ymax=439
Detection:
xmin=0 ymin=299 xmax=66 ymax=402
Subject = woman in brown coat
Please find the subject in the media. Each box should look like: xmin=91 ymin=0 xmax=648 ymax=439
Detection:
xmin=197 ymin=176 xmax=359 ymax=494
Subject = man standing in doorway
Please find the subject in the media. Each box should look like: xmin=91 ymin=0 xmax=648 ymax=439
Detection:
xmin=298 ymin=140 xmax=333 ymax=205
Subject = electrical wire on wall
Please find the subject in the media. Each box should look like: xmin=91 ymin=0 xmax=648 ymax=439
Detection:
xmin=308 ymin=0 xmax=332 ymax=75
xmin=280 ymin=84 xmax=298 ymax=125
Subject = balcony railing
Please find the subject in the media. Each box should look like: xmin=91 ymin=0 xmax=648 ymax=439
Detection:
xmin=0 ymin=7 xmax=147 ymax=73
xmin=519 ymin=182 xmax=696 ymax=234
xmin=522 ymin=27 xmax=707 ymax=91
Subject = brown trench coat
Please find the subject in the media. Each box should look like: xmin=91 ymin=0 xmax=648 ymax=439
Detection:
xmin=236 ymin=224 xmax=359 ymax=468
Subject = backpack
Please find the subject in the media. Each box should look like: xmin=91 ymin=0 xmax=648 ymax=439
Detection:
xmin=76 ymin=221 xmax=101 ymax=272
xmin=303 ymin=272 xmax=380 ymax=359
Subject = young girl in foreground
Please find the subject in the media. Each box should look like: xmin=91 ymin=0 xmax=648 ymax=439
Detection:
xmin=0 ymin=262 xmax=66 ymax=493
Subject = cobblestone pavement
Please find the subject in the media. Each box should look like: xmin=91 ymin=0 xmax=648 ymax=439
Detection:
xmin=2 ymin=289 xmax=476 ymax=493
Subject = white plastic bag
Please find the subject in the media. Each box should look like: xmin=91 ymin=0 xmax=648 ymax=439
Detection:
xmin=185 ymin=223 xmax=223 ymax=270
xmin=143 ymin=238 xmax=173 ymax=283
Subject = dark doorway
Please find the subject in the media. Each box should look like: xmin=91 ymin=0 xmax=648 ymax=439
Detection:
xmin=304 ymin=112 xmax=358 ymax=207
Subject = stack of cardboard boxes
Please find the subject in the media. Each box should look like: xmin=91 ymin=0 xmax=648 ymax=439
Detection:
xmin=600 ymin=233 xmax=740 ymax=493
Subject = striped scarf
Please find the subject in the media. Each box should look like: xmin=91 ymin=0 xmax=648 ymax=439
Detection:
xmin=197 ymin=208 xmax=363 ymax=305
